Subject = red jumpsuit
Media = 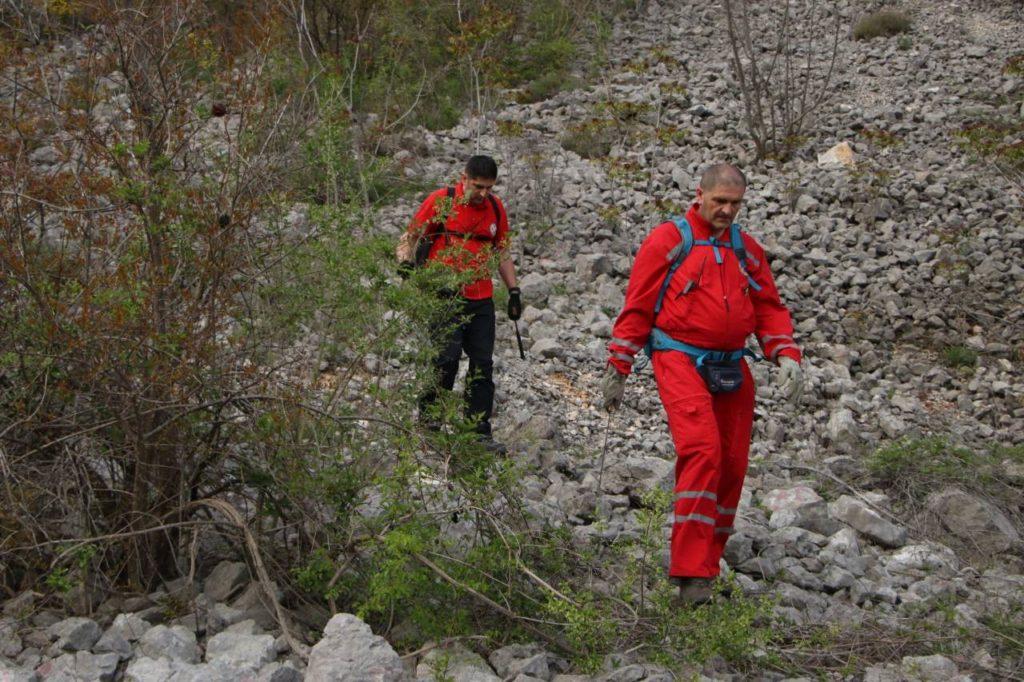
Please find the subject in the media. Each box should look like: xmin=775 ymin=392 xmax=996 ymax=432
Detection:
xmin=608 ymin=204 xmax=800 ymax=578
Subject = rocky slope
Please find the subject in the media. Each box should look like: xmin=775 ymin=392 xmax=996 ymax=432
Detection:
xmin=2 ymin=0 xmax=1023 ymax=680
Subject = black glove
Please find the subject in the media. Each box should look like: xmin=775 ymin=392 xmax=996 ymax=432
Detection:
xmin=398 ymin=261 xmax=414 ymax=280
xmin=507 ymin=287 xmax=522 ymax=321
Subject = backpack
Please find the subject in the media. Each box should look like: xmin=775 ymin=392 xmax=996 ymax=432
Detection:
xmin=410 ymin=187 xmax=503 ymax=267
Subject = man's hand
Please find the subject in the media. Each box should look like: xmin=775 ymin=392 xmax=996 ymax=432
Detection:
xmin=600 ymin=364 xmax=627 ymax=412
xmin=507 ymin=287 xmax=522 ymax=321
xmin=777 ymin=356 xmax=803 ymax=405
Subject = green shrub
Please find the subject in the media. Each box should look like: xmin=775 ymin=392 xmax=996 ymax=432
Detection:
xmin=521 ymin=71 xmax=573 ymax=103
xmin=645 ymin=579 xmax=779 ymax=669
xmin=868 ymin=437 xmax=978 ymax=495
xmin=867 ymin=437 xmax=1023 ymax=513
xmin=942 ymin=345 xmax=978 ymax=368
xmin=853 ymin=10 xmax=912 ymax=40
xmin=559 ymin=118 xmax=617 ymax=158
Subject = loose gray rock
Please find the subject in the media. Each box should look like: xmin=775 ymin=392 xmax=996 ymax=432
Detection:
xmin=123 ymin=657 xmax=237 ymax=682
xmin=416 ymin=643 xmax=500 ymax=681
xmin=305 ymin=613 xmax=404 ymax=682
xmin=885 ymin=544 xmax=959 ymax=575
xmin=0 ymin=656 xmax=37 ymax=682
xmin=108 ymin=613 xmax=150 ymax=642
xmin=47 ymin=618 xmax=101 ymax=653
xmin=1 ymin=617 xmax=22 ymax=658
xmin=257 ymin=661 xmax=304 ymax=682
xmin=206 ymin=602 xmax=247 ymax=636
xmin=204 ymin=631 xmax=277 ymax=673
xmin=900 ymin=654 xmax=964 ymax=681
xmin=488 ymin=644 xmax=548 ymax=679
xmin=830 ymin=496 xmax=907 ymax=548
xmin=136 ymin=625 xmax=200 ymax=663
xmin=203 ymin=561 xmax=250 ymax=603
xmin=93 ymin=627 xmax=132 ymax=660
xmin=3 ymin=591 xmax=38 ymax=618
xmin=37 ymin=651 xmax=120 ymax=682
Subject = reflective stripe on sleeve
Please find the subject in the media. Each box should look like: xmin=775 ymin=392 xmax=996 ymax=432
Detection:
xmin=714 ymin=527 xmax=735 ymax=535
xmin=716 ymin=506 xmax=737 ymax=515
xmin=759 ymin=334 xmax=795 ymax=344
xmin=674 ymin=513 xmax=716 ymax=526
xmin=770 ymin=343 xmax=801 ymax=360
xmin=610 ymin=337 xmax=642 ymax=353
xmin=611 ymin=352 xmax=635 ymax=365
xmin=676 ymin=491 xmax=718 ymax=502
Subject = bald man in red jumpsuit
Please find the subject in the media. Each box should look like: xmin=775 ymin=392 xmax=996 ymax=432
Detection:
xmin=601 ymin=164 xmax=803 ymax=604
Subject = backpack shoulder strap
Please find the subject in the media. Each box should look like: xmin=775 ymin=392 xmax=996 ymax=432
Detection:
xmin=729 ymin=223 xmax=762 ymax=292
xmin=486 ymin=195 xmax=503 ymax=244
xmin=654 ymin=217 xmax=693 ymax=314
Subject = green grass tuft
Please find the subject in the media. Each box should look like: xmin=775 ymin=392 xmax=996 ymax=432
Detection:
xmin=853 ymin=10 xmax=912 ymax=40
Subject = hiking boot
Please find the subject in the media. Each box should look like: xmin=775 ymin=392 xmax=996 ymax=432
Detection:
xmin=418 ymin=413 xmax=442 ymax=433
xmin=478 ymin=435 xmax=507 ymax=455
xmin=676 ymin=577 xmax=713 ymax=606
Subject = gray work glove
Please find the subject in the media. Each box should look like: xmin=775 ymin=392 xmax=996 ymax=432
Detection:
xmin=600 ymin=364 xmax=627 ymax=412
xmin=777 ymin=356 xmax=803 ymax=405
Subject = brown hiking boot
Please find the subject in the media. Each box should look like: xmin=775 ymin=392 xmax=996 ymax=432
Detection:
xmin=676 ymin=577 xmax=714 ymax=606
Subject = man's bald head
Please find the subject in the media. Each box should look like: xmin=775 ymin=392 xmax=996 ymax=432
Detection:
xmin=698 ymin=163 xmax=747 ymax=192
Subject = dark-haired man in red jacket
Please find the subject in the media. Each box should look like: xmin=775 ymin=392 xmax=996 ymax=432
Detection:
xmin=601 ymin=163 xmax=803 ymax=604
xmin=398 ymin=155 xmax=520 ymax=452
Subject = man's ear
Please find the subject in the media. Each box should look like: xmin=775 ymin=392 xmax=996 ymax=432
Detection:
xmin=695 ymin=186 xmax=704 ymax=205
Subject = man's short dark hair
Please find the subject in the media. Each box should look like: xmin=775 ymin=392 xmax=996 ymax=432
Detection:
xmin=465 ymin=155 xmax=498 ymax=180
xmin=699 ymin=163 xmax=746 ymax=191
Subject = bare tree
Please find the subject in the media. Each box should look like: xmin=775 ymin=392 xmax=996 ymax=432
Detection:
xmin=722 ymin=0 xmax=842 ymax=161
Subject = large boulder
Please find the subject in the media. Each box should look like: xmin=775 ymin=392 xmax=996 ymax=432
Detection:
xmin=305 ymin=614 xmax=404 ymax=682
xmin=924 ymin=488 xmax=1020 ymax=553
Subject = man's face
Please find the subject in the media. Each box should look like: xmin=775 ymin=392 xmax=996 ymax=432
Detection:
xmin=696 ymin=183 xmax=746 ymax=232
xmin=462 ymin=173 xmax=496 ymax=205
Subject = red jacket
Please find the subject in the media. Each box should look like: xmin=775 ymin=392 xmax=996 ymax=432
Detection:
xmin=408 ymin=183 xmax=509 ymax=300
xmin=608 ymin=204 xmax=800 ymax=375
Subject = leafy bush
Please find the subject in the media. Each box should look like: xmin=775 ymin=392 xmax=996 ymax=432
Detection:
xmin=287 ymin=0 xmax=619 ymax=131
xmin=853 ymin=10 xmax=912 ymax=40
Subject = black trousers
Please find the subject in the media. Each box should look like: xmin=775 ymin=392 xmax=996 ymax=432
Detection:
xmin=419 ymin=297 xmax=496 ymax=436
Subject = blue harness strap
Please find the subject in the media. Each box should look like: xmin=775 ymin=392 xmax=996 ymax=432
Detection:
xmin=646 ymin=216 xmax=765 ymax=363
xmin=647 ymin=328 xmax=758 ymax=366
xmin=653 ymin=218 xmax=762 ymax=317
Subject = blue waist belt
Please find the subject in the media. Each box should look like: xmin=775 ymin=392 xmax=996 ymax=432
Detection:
xmin=646 ymin=328 xmax=759 ymax=366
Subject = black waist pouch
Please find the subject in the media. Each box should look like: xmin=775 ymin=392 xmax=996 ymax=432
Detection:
xmin=698 ymin=360 xmax=744 ymax=393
